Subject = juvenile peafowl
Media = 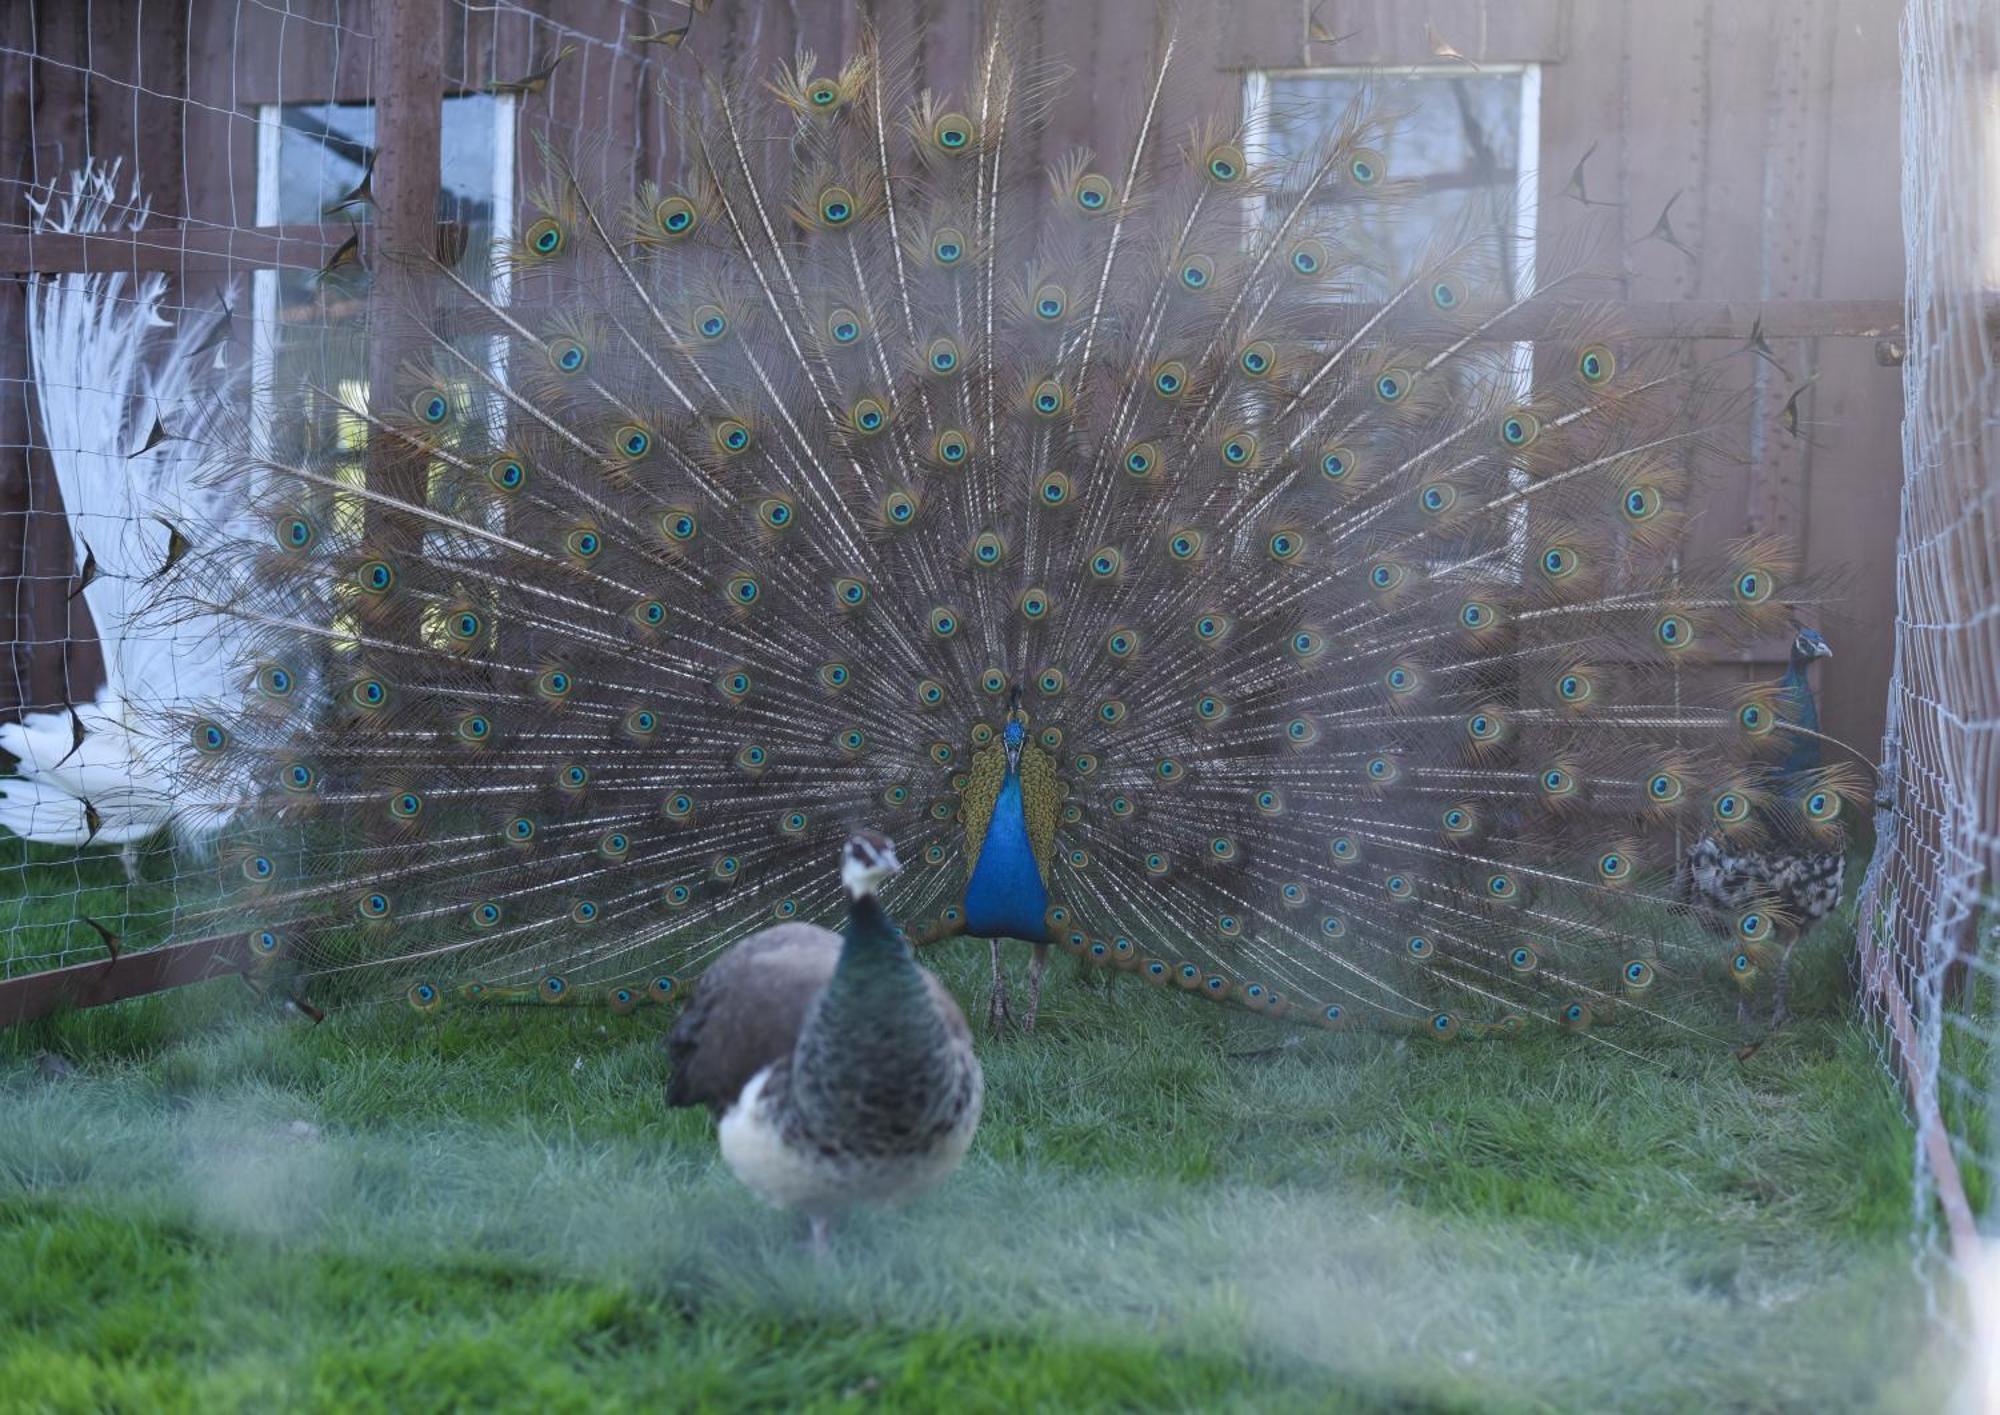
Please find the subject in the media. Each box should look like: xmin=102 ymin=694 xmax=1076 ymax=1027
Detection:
xmin=1674 ymin=627 xmax=1852 ymax=1027
xmin=667 ymin=830 xmax=980 ymax=1253
xmin=160 ymin=19 xmax=1864 ymax=1042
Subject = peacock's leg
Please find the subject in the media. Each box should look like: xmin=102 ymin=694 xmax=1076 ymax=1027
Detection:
xmin=1021 ymin=942 xmax=1050 ymax=1033
xmin=986 ymin=938 xmax=1012 ymax=1034
xmin=119 ymin=843 xmax=138 ymax=884
xmin=1769 ymin=938 xmax=1798 ymax=1029
xmin=807 ymin=1214 xmax=831 ymax=1259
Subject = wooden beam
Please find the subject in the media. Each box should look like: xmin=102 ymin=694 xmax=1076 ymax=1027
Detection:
xmin=0 ymin=933 xmax=247 ymax=1027
xmin=0 ymin=227 xmax=1942 ymax=343
xmin=0 ymin=224 xmax=356 ymax=274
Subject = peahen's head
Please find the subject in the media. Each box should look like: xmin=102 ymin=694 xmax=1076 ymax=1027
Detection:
xmin=841 ymin=829 xmax=902 ymax=899
xmin=1791 ymin=627 xmax=1833 ymax=665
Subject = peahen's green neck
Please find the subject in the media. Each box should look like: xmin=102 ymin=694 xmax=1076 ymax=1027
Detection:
xmin=787 ymin=891 xmax=947 ymax=1120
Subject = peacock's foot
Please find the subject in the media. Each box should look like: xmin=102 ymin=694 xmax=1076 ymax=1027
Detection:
xmin=986 ymin=939 xmax=1014 ymax=1035
xmin=1020 ymin=946 xmax=1048 ymax=1034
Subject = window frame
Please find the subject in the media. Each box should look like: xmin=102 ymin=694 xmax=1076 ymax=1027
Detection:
xmin=249 ymin=94 xmax=519 ymax=446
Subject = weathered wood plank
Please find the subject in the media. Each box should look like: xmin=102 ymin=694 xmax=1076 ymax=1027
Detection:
xmin=0 ymin=933 xmax=247 ymax=1027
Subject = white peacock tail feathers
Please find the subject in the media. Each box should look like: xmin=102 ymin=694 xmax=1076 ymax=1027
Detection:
xmin=157 ymin=20 xmax=1863 ymax=1032
xmin=9 ymin=160 xmax=245 ymax=852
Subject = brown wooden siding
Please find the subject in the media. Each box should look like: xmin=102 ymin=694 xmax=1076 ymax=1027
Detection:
xmin=0 ymin=0 xmax=1904 ymax=767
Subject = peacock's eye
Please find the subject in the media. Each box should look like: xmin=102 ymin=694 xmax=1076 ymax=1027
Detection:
xmin=1624 ymin=486 xmax=1661 ymax=520
xmin=526 ymin=217 xmax=565 ymax=255
xmin=818 ymin=185 xmax=856 ymax=225
xmin=657 ymin=196 xmax=697 ymax=235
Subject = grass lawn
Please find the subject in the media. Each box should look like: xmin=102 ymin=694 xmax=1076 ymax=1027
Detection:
xmin=0 ymin=845 xmax=1961 ymax=1412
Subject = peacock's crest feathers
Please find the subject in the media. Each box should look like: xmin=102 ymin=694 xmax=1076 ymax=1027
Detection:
xmin=158 ymin=20 xmax=1867 ymax=1035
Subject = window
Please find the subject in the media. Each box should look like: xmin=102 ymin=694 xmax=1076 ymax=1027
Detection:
xmin=1243 ymin=66 xmax=1539 ymax=308
xmin=251 ymin=94 xmax=516 ymax=450
xmin=250 ymin=95 xmax=517 ymax=645
xmin=1244 ymin=67 xmax=1542 ymax=569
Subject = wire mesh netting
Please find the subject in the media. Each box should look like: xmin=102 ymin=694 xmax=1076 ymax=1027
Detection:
xmin=1854 ymin=0 xmax=2000 ymax=1315
xmin=0 ymin=0 xmax=1993 ymax=1332
xmin=0 ymin=2 xmax=694 ymax=989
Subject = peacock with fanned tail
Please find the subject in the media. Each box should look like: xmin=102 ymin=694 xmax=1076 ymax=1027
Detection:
xmin=1674 ymin=625 xmax=1853 ymax=1028
xmin=159 ymin=19 xmax=1863 ymax=1041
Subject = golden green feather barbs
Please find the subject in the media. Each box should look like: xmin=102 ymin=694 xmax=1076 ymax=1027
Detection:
xmin=159 ymin=18 xmax=1857 ymax=1038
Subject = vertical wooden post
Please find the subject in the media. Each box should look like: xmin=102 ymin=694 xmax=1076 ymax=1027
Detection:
xmin=366 ymin=0 xmax=445 ymax=516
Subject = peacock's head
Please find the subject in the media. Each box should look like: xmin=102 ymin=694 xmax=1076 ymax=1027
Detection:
xmin=841 ymin=829 xmax=902 ymax=898
xmin=1004 ymin=684 xmax=1026 ymax=773
xmin=1792 ymin=627 xmax=1832 ymax=664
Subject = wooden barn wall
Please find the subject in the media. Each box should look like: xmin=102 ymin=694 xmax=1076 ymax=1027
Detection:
xmin=0 ymin=0 xmax=1904 ymax=769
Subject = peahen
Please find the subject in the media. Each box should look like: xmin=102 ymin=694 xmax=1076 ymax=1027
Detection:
xmin=1674 ymin=626 xmax=1850 ymax=1027
xmin=667 ymin=830 xmax=980 ymax=1253
xmin=160 ymin=20 xmax=1862 ymax=1042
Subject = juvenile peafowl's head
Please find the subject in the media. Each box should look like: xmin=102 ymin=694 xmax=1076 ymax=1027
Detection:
xmin=842 ymin=829 xmax=902 ymax=898
xmin=1791 ymin=627 xmax=1832 ymax=664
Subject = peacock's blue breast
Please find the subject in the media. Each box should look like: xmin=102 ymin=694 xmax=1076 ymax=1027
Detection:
xmin=963 ymin=773 xmax=1051 ymax=941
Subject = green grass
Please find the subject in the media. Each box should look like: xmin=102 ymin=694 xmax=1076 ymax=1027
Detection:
xmin=0 ymin=855 xmax=1962 ymax=1412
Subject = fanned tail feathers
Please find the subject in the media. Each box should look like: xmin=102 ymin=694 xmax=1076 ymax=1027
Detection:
xmin=162 ymin=22 xmax=1859 ymax=1036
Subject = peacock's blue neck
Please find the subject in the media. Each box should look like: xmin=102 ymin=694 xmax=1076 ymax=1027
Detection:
xmin=1776 ymin=648 xmax=1823 ymax=783
xmin=963 ymin=768 xmax=1050 ymax=942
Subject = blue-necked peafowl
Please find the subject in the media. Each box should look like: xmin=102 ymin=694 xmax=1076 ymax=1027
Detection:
xmin=668 ymin=830 xmax=980 ymax=1253
xmin=158 ymin=19 xmax=1864 ymax=1042
xmin=1674 ymin=627 xmax=1851 ymax=1027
